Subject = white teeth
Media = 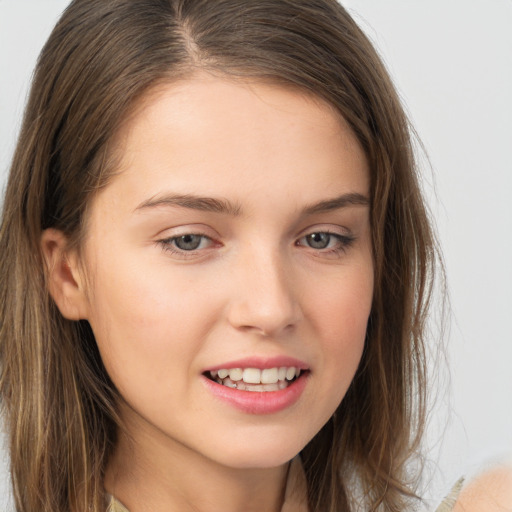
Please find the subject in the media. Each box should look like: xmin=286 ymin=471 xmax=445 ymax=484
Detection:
xmin=223 ymin=378 xmax=237 ymax=388
xmin=245 ymin=383 xmax=281 ymax=392
xmin=261 ymin=367 xmax=279 ymax=384
xmin=210 ymin=366 xmax=304 ymax=389
xmin=286 ymin=367 xmax=296 ymax=381
xmin=236 ymin=380 xmax=289 ymax=392
xmin=228 ymin=368 xmax=243 ymax=381
xmin=217 ymin=369 xmax=229 ymax=379
xmin=243 ymin=368 xmax=261 ymax=384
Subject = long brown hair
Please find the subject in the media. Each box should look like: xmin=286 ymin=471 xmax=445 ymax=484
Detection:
xmin=0 ymin=1 xmax=438 ymax=510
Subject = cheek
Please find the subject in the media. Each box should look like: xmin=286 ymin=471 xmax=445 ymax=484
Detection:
xmin=82 ymin=255 xmax=222 ymax=387
xmin=307 ymin=264 xmax=373 ymax=388
xmin=312 ymin=262 xmax=373 ymax=337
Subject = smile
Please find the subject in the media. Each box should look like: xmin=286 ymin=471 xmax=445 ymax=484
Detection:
xmin=207 ymin=367 xmax=302 ymax=392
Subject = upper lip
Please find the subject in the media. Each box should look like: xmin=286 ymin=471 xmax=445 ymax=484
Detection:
xmin=203 ymin=356 xmax=310 ymax=372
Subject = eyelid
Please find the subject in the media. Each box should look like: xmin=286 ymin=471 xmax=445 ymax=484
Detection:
xmin=153 ymin=223 xmax=219 ymax=240
xmin=297 ymin=223 xmax=353 ymax=239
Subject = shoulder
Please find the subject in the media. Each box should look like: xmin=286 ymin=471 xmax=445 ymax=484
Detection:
xmin=453 ymin=464 xmax=512 ymax=512
xmin=106 ymin=494 xmax=130 ymax=512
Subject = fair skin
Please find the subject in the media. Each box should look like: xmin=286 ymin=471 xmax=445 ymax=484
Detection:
xmin=42 ymin=74 xmax=374 ymax=512
xmin=454 ymin=465 xmax=512 ymax=512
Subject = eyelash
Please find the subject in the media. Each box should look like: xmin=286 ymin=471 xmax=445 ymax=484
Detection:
xmin=158 ymin=231 xmax=355 ymax=259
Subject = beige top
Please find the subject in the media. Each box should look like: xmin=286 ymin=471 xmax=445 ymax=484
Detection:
xmin=106 ymin=458 xmax=462 ymax=512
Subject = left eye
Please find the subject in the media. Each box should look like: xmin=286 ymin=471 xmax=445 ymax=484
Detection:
xmin=167 ymin=234 xmax=211 ymax=251
xmin=296 ymin=231 xmax=355 ymax=255
xmin=298 ymin=232 xmax=339 ymax=249
xmin=303 ymin=232 xmax=333 ymax=249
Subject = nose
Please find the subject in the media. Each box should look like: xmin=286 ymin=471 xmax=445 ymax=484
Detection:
xmin=226 ymin=247 xmax=302 ymax=337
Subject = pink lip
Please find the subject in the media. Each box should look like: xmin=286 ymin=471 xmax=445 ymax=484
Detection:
xmin=201 ymin=371 xmax=309 ymax=415
xmin=203 ymin=356 xmax=309 ymax=372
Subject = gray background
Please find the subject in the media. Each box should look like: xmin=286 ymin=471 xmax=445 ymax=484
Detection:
xmin=1 ymin=0 xmax=511 ymax=509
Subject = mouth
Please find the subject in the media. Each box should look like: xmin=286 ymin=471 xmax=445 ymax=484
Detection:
xmin=203 ymin=366 xmax=306 ymax=392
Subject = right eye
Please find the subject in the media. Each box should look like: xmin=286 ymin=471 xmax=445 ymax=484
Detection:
xmin=171 ymin=234 xmax=208 ymax=251
xmin=159 ymin=233 xmax=214 ymax=255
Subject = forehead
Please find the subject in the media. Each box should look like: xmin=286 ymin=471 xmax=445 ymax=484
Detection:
xmin=95 ymin=73 xmax=369 ymax=215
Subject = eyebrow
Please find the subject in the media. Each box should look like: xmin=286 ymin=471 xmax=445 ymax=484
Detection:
xmin=135 ymin=194 xmax=243 ymax=216
xmin=135 ymin=192 xmax=369 ymax=216
xmin=302 ymin=192 xmax=370 ymax=214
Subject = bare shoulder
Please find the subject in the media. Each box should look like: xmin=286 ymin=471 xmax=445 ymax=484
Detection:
xmin=454 ymin=465 xmax=512 ymax=512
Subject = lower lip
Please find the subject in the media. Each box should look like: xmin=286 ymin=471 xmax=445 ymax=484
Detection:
xmin=202 ymin=372 xmax=309 ymax=414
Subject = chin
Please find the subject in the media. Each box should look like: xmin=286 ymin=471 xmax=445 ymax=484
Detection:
xmin=216 ymin=450 xmax=299 ymax=470
xmin=203 ymin=428 xmax=311 ymax=469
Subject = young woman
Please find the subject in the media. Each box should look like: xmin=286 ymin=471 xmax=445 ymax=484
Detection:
xmin=0 ymin=1 xmax=483 ymax=511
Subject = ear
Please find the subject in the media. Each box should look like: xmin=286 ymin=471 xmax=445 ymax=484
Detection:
xmin=41 ymin=228 xmax=90 ymax=320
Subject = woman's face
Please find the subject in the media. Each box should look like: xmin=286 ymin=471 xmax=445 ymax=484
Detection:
xmin=78 ymin=74 xmax=373 ymax=468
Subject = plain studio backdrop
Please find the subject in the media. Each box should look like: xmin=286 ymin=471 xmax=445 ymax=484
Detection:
xmin=0 ymin=1 xmax=511 ymax=509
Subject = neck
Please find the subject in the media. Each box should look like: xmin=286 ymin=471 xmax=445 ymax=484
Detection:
xmin=104 ymin=411 xmax=290 ymax=512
